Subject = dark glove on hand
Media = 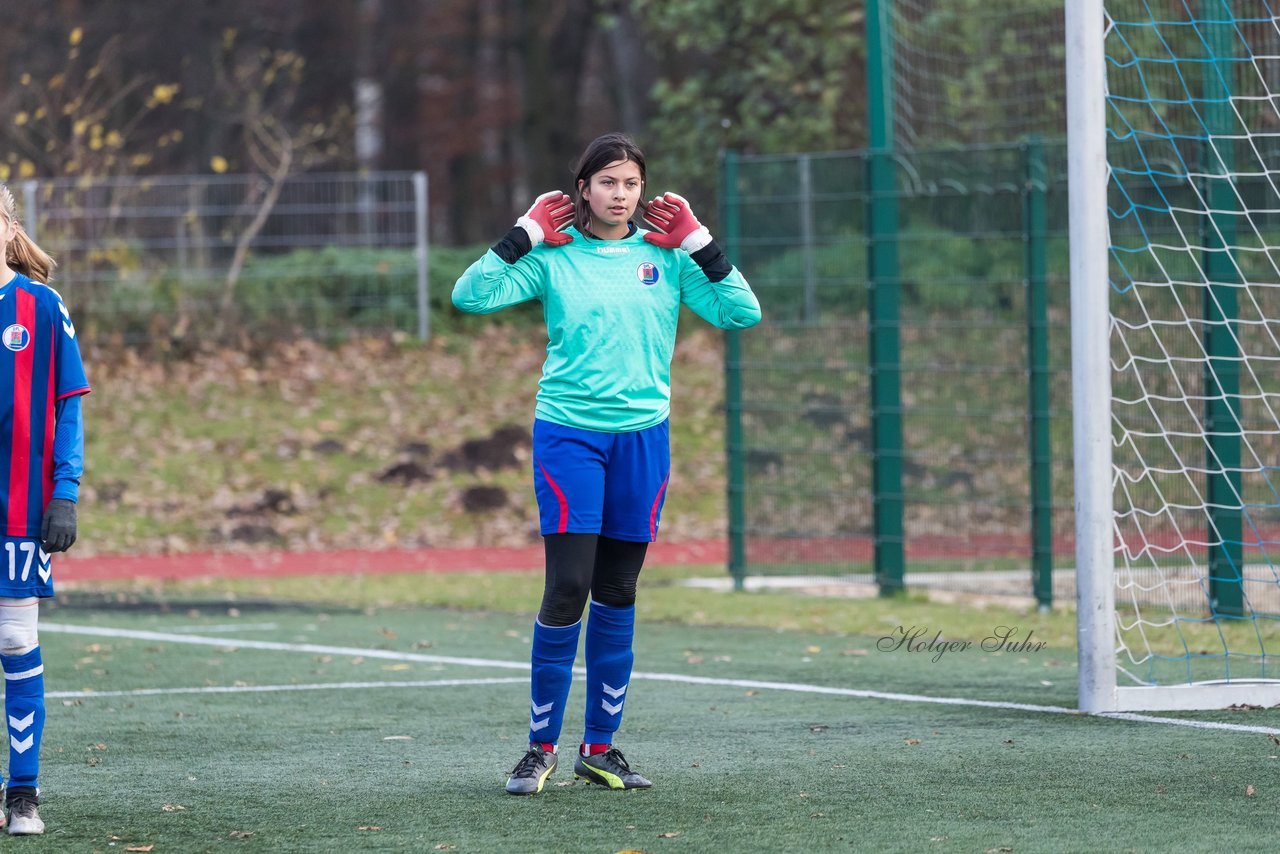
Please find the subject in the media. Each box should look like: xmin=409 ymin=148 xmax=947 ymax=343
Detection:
xmin=41 ymin=498 xmax=77 ymax=553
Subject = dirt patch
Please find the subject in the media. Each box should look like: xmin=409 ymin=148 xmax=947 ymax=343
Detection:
xmin=461 ymin=485 xmax=508 ymax=513
xmin=440 ymin=424 xmax=532 ymax=472
xmin=226 ymin=488 xmax=299 ymax=517
xmin=377 ymin=460 xmax=433 ymax=484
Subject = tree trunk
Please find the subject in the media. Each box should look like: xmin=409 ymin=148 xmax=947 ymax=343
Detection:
xmin=521 ymin=0 xmax=599 ymax=194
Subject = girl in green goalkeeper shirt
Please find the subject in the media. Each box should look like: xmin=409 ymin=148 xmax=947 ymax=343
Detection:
xmin=453 ymin=132 xmax=761 ymax=794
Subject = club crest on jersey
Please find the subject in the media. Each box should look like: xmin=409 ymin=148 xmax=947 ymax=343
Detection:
xmin=636 ymin=263 xmax=660 ymax=286
xmin=2 ymin=324 xmax=29 ymax=352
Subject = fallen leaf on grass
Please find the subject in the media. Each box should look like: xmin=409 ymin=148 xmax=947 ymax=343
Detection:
xmin=229 ymin=830 xmax=254 ymax=838
xmin=162 ymin=803 xmax=186 ymax=812
xmin=658 ymin=831 xmax=681 ymax=838
xmin=434 ymin=844 xmax=457 ymax=850
xmin=126 ymin=847 xmax=155 ymax=852
xmin=905 ymin=738 xmax=921 ymax=746
xmin=1246 ymin=784 xmax=1256 ymax=797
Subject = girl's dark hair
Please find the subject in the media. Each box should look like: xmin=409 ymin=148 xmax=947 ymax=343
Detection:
xmin=572 ymin=132 xmax=648 ymax=236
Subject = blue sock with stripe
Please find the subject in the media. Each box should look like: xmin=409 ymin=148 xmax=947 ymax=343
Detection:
xmin=528 ymin=620 xmax=580 ymax=747
xmin=583 ymin=600 xmax=635 ymax=745
xmin=2 ymin=647 xmax=44 ymax=789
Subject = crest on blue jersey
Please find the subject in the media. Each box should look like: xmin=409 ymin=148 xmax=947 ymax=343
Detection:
xmin=2 ymin=324 xmax=29 ymax=352
xmin=636 ymin=262 xmax=660 ymax=286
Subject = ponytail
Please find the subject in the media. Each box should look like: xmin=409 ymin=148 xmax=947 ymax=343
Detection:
xmin=7 ymin=228 xmax=55 ymax=283
xmin=0 ymin=184 xmax=55 ymax=283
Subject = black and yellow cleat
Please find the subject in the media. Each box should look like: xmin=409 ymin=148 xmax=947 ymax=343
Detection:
xmin=505 ymin=744 xmax=558 ymax=795
xmin=573 ymin=746 xmax=652 ymax=790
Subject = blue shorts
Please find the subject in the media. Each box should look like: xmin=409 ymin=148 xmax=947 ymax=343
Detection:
xmin=0 ymin=537 xmax=54 ymax=598
xmin=532 ymin=418 xmax=671 ymax=542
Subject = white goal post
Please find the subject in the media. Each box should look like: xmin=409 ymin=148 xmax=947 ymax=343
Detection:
xmin=1069 ymin=1 xmax=1280 ymax=712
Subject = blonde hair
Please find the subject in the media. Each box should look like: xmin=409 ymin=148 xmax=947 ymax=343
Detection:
xmin=0 ymin=185 xmax=55 ymax=283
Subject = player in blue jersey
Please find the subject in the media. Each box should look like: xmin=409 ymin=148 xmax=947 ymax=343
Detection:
xmin=453 ymin=133 xmax=761 ymax=794
xmin=0 ymin=185 xmax=91 ymax=835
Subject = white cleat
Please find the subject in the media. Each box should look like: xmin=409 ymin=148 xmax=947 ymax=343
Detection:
xmin=6 ymin=793 xmax=43 ymax=835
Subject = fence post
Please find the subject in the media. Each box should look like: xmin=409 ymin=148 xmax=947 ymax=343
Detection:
xmin=414 ymin=171 xmax=430 ymax=342
xmin=1024 ymin=138 xmax=1053 ymax=610
xmin=868 ymin=0 xmax=905 ymax=595
xmin=720 ymin=149 xmax=747 ymax=592
xmin=798 ymin=154 xmax=816 ymax=323
xmin=1202 ymin=9 xmax=1243 ymax=617
xmin=20 ymin=181 xmax=38 ymax=242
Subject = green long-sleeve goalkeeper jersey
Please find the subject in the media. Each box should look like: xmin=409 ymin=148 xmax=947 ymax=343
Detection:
xmin=452 ymin=225 xmax=761 ymax=432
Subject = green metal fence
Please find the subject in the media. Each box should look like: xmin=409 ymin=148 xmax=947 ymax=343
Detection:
xmin=21 ymin=172 xmax=431 ymax=347
xmin=721 ymin=142 xmax=1073 ymax=605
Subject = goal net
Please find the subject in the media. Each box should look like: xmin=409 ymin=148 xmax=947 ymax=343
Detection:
xmin=1071 ymin=1 xmax=1280 ymax=710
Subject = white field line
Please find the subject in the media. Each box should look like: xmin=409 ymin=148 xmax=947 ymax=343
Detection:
xmin=42 ymin=622 xmax=1280 ymax=736
xmin=167 ymin=622 xmax=280 ymax=633
xmin=48 ymin=677 xmax=528 ymax=699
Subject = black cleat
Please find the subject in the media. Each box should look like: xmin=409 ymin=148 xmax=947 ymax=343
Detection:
xmin=505 ymin=744 xmax=557 ymax=795
xmin=573 ymin=746 xmax=652 ymax=790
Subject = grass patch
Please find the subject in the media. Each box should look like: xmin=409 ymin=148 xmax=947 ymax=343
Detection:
xmin=69 ymin=563 xmax=1081 ymax=649
xmin=81 ymin=325 xmax=729 ymax=554
xmin=27 ymin=599 xmax=1280 ymax=853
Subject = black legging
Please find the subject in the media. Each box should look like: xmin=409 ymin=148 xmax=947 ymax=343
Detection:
xmin=537 ymin=533 xmax=649 ymax=626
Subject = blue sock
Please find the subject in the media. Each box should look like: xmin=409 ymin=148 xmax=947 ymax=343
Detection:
xmin=528 ymin=620 xmax=580 ymax=746
xmin=583 ymin=600 xmax=635 ymax=745
xmin=2 ymin=647 xmax=44 ymax=790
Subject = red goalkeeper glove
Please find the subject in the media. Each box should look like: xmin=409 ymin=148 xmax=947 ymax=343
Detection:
xmin=643 ymin=192 xmax=713 ymax=253
xmin=517 ymin=191 xmax=575 ymax=248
